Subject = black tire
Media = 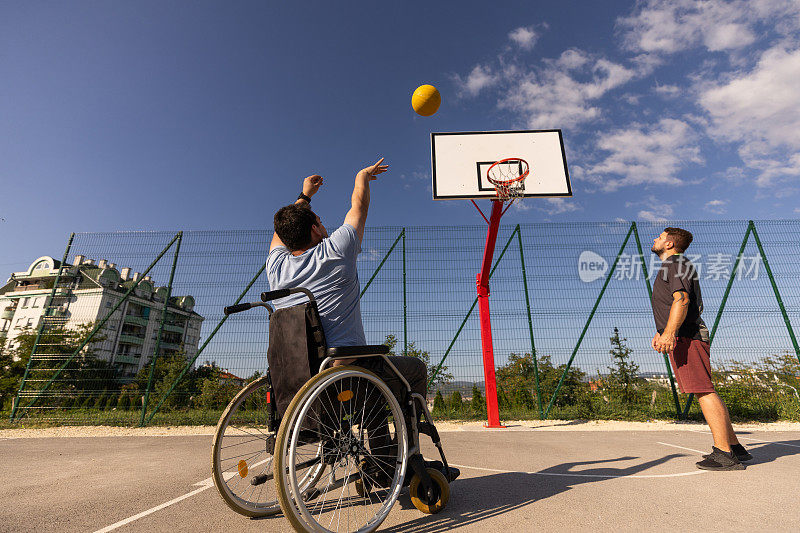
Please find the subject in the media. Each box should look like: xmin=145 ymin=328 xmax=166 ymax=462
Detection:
xmin=409 ymin=468 xmax=450 ymax=514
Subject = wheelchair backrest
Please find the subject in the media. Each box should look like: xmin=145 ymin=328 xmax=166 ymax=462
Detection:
xmin=267 ymin=300 xmax=327 ymax=416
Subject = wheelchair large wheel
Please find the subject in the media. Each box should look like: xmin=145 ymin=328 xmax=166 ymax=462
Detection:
xmin=212 ymin=375 xmax=324 ymax=517
xmin=275 ymin=366 xmax=408 ymax=533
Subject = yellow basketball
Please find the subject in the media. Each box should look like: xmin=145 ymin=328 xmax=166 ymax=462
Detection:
xmin=411 ymin=84 xmax=441 ymax=116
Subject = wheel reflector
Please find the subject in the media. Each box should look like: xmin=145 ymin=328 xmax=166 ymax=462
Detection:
xmin=337 ymin=390 xmax=354 ymax=402
xmin=238 ymin=460 xmax=248 ymax=478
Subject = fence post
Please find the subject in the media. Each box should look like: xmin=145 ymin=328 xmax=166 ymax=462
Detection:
xmin=750 ymin=221 xmax=800 ymax=363
xmin=402 ymin=228 xmax=408 ymax=356
xmin=632 ymin=222 xmax=682 ymax=419
xmin=10 ymin=233 xmax=75 ymax=421
xmin=428 ymin=226 xmax=519 ymax=388
xmin=543 ymin=222 xmax=635 ymax=419
xmin=140 ymin=232 xmax=182 ymax=426
xmin=12 ymin=232 xmax=182 ymax=420
xmin=516 ymin=225 xmax=543 ymax=418
xmin=682 ymin=221 xmax=753 ymax=417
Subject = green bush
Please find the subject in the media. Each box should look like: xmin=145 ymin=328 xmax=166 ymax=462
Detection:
xmin=432 ymin=390 xmax=445 ymax=414
xmin=470 ymin=384 xmax=485 ymax=415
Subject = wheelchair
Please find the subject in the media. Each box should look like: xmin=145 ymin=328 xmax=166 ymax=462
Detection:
xmin=211 ymin=287 xmax=457 ymax=532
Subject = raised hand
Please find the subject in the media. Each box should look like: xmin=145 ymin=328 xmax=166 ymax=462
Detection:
xmin=303 ymin=174 xmax=324 ymax=197
xmin=358 ymin=158 xmax=389 ymax=181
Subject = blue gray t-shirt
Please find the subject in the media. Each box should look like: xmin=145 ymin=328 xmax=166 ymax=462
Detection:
xmin=266 ymin=224 xmax=366 ymax=347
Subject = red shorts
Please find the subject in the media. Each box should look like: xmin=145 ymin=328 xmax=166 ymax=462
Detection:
xmin=668 ymin=338 xmax=715 ymax=394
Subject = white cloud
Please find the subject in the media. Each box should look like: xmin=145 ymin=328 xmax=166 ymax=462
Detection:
xmin=654 ymin=84 xmax=682 ymax=98
xmin=794 ymin=207 xmax=800 ymax=214
xmin=508 ymin=26 xmax=539 ymax=51
xmin=638 ymin=203 xmax=674 ymax=222
xmin=453 ymin=65 xmax=498 ymax=97
xmin=556 ymin=48 xmax=590 ymax=70
xmin=537 ymin=198 xmax=580 ymax=215
xmin=617 ymin=0 xmax=798 ymax=55
xmin=698 ymin=46 xmax=800 ymax=186
xmin=705 ymin=199 xmax=727 ymax=214
xmin=581 ymin=119 xmax=704 ymax=191
xmin=496 ymin=53 xmax=638 ymax=129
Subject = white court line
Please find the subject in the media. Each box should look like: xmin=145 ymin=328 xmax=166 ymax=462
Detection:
xmin=450 ymin=462 xmax=706 ymax=479
xmin=95 ymin=457 xmax=272 ymax=532
xmin=656 ymin=442 xmax=707 ymax=455
xmin=93 ymin=485 xmax=213 ymax=533
xmin=688 ymin=429 xmax=800 ymax=448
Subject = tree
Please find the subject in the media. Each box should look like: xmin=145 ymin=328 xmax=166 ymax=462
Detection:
xmin=470 ymin=383 xmax=485 ymax=414
xmin=383 ymin=334 xmax=454 ymax=388
xmin=496 ymin=351 xmax=587 ymax=409
xmin=606 ymin=328 xmax=641 ymax=405
xmin=433 ymin=390 xmax=445 ymax=413
xmin=135 ymin=352 xmax=199 ymax=410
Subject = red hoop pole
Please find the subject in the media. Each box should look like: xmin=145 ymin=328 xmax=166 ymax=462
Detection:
xmin=476 ymin=199 xmax=505 ymax=428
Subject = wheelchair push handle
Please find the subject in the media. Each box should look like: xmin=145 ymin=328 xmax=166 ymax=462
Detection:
xmin=261 ymin=287 xmax=315 ymax=303
xmin=223 ymin=302 xmax=253 ymax=315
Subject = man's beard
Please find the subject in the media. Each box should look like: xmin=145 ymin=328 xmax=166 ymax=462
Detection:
xmin=651 ymin=244 xmax=661 ymax=254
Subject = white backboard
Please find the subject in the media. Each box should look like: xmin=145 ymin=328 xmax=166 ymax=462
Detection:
xmin=431 ymin=130 xmax=571 ymax=200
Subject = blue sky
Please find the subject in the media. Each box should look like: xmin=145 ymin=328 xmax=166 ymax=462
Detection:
xmin=3 ymin=0 xmax=800 ymax=274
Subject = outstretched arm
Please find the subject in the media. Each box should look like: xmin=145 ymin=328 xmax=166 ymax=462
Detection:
xmin=344 ymin=158 xmax=388 ymax=243
xmin=270 ymin=175 xmax=324 ymax=251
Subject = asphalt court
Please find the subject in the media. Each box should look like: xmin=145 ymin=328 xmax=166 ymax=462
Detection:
xmin=2 ymin=425 xmax=799 ymax=532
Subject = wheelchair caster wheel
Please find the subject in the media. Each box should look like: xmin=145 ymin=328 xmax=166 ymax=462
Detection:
xmin=409 ymin=468 xmax=450 ymax=514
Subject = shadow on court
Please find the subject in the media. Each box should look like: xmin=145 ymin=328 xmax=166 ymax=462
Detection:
xmin=742 ymin=439 xmax=800 ymax=465
xmin=381 ymin=454 xmax=684 ymax=533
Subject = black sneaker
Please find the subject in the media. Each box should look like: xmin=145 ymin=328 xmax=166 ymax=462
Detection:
xmin=702 ymin=443 xmax=752 ymax=462
xmin=730 ymin=443 xmax=753 ymax=461
xmin=696 ymin=446 xmax=745 ymax=471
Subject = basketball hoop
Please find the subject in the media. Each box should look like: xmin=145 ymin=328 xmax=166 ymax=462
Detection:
xmin=486 ymin=158 xmax=529 ymax=202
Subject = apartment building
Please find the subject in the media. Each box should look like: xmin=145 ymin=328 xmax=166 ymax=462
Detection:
xmin=0 ymin=255 xmax=204 ymax=378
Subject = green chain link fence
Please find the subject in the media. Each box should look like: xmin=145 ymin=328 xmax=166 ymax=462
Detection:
xmin=2 ymin=220 xmax=798 ymax=426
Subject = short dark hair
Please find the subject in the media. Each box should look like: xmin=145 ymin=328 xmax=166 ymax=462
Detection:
xmin=274 ymin=205 xmax=318 ymax=251
xmin=664 ymin=227 xmax=693 ymax=252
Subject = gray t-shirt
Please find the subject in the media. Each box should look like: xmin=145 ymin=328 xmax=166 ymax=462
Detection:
xmin=651 ymin=254 xmax=708 ymax=341
xmin=266 ymin=223 xmax=366 ymax=347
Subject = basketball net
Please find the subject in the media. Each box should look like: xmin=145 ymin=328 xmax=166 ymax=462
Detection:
xmin=486 ymin=158 xmax=529 ymax=202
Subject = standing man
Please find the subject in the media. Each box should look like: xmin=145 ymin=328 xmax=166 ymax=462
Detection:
xmin=651 ymin=227 xmax=751 ymax=471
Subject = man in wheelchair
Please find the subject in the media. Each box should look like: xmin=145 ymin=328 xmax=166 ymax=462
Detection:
xmin=266 ymin=159 xmax=458 ymax=490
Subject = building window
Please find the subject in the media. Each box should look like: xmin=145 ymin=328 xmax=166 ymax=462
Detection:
xmin=22 ymin=298 xmax=30 ymax=308
xmin=32 ymin=297 xmax=41 ymax=308
xmin=26 ymin=318 xmax=34 ymax=328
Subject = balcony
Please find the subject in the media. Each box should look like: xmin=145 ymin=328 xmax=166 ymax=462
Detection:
xmin=2 ymin=307 xmax=14 ymax=320
xmin=160 ymin=341 xmax=182 ymax=351
xmin=124 ymin=314 xmax=149 ymax=327
xmin=119 ymin=334 xmax=145 ymax=345
xmin=114 ymin=354 xmax=139 ymax=365
xmin=163 ymin=323 xmax=185 ymax=334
